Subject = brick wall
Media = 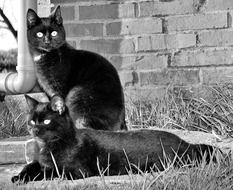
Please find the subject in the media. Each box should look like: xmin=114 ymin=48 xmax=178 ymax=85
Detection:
xmin=47 ymin=0 xmax=233 ymax=100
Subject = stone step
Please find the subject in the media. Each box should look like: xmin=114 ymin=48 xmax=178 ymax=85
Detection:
xmin=0 ymin=92 xmax=49 ymax=164
xmin=0 ymin=137 xmax=28 ymax=164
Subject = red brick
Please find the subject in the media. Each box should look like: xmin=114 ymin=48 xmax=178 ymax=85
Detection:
xmin=124 ymin=87 xmax=167 ymax=101
xmin=79 ymin=4 xmax=135 ymax=20
xmin=61 ymin=6 xmax=75 ymax=21
xmin=137 ymin=33 xmax=196 ymax=51
xmin=172 ymin=48 xmax=233 ymax=67
xmin=139 ymin=0 xmax=195 ymax=17
xmin=198 ymin=30 xmax=233 ymax=47
xmin=51 ymin=0 xmax=77 ymax=3
xmin=106 ymin=19 xmax=162 ymax=35
xmin=80 ymin=38 xmax=135 ymax=54
xmin=52 ymin=0 xmax=134 ymax=2
xmin=201 ymin=67 xmax=233 ymax=84
xmin=119 ymin=71 xmax=139 ymax=87
xmin=167 ymin=12 xmax=228 ymax=32
xmin=229 ymin=11 xmax=233 ymax=28
xmin=205 ymin=0 xmax=233 ymax=11
xmin=64 ymin=23 xmax=103 ymax=37
xmin=140 ymin=69 xmax=200 ymax=86
xmin=110 ymin=54 xmax=168 ymax=71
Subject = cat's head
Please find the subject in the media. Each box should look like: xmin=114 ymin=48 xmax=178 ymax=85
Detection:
xmin=25 ymin=95 xmax=73 ymax=143
xmin=27 ymin=6 xmax=66 ymax=52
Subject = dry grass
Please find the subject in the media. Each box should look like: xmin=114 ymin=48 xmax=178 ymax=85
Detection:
xmin=0 ymin=84 xmax=233 ymax=188
xmin=0 ymin=49 xmax=17 ymax=72
xmin=1 ymin=84 xmax=233 ymax=138
xmin=0 ymin=150 xmax=232 ymax=190
xmin=125 ymin=84 xmax=233 ymax=137
xmin=0 ymin=101 xmax=28 ymax=139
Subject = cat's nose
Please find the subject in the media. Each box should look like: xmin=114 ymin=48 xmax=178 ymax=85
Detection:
xmin=44 ymin=37 xmax=50 ymax=44
xmin=44 ymin=40 xmax=50 ymax=44
xmin=33 ymin=128 xmax=40 ymax=136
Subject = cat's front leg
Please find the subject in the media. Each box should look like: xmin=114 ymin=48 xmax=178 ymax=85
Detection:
xmin=50 ymin=95 xmax=66 ymax=115
xmin=11 ymin=160 xmax=44 ymax=184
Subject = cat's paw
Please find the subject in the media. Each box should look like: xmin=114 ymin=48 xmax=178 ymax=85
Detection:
xmin=51 ymin=95 xmax=65 ymax=115
xmin=11 ymin=173 xmax=30 ymax=184
xmin=11 ymin=175 xmax=19 ymax=183
xmin=11 ymin=161 xmax=42 ymax=184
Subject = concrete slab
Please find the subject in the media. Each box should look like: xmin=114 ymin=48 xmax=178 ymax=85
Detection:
xmin=0 ymin=137 xmax=28 ymax=164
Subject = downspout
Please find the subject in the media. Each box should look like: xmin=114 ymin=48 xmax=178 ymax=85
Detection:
xmin=0 ymin=0 xmax=37 ymax=94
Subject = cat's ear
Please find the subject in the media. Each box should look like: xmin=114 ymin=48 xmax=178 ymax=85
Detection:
xmin=25 ymin=95 xmax=38 ymax=112
xmin=27 ymin=9 xmax=41 ymax=29
xmin=51 ymin=6 xmax=63 ymax=25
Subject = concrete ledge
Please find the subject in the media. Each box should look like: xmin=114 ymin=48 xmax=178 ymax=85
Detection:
xmin=0 ymin=137 xmax=28 ymax=164
xmin=0 ymin=92 xmax=48 ymax=164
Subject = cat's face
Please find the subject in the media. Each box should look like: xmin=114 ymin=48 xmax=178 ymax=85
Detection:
xmin=25 ymin=95 xmax=70 ymax=143
xmin=27 ymin=6 xmax=66 ymax=52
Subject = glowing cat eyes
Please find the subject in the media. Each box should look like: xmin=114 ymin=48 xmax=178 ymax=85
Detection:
xmin=36 ymin=31 xmax=57 ymax=38
xmin=43 ymin=119 xmax=51 ymax=125
xmin=29 ymin=120 xmax=51 ymax=125
xmin=51 ymin=31 xmax=58 ymax=37
xmin=36 ymin=32 xmax=43 ymax=38
xmin=30 ymin=120 xmax=35 ymax=125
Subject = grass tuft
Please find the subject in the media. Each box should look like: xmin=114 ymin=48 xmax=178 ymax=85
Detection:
xmin=0 ymin=151 xmax=232 ymax=190
xmin=1 ymin=84 xmax=233 ymax=138
xmin=0 ymin=101 xmax=28 ymax=139
xmin=125 ymin=85 xmax=233 ymax=137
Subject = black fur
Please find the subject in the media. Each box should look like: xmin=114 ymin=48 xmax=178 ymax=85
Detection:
xmin=12 ymin=96 xmax=215 ymax=183
xmin=27 ymin=6 xmax=126 ymax=131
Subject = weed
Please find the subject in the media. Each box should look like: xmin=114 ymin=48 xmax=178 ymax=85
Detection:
xmin=0 ymin=101 xmax=28 ymax=139
xmin=125 ymin=85 xmax=233 ymax=137
xmin=1 ymin=84 xmax=233 ymax=138
xmin=1 ymin=149 xmax=232 ymax=190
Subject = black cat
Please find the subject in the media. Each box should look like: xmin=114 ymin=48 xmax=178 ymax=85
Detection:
xmin=12 ymin=96 xmax=215 ymax=183
xmin=26 ymin=6 xmax=126 ymax=131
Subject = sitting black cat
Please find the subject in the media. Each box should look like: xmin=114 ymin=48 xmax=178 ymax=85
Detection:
xmin=12 ymin=96 xmax=215 ymax=183
xmin=27 ymin=6 xmax=126 ymax=131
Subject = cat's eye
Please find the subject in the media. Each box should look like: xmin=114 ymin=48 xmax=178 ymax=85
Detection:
xmin=36 ymin=32 xmax=44 ymax=38
xmin=30 ymin=120 xmax=36 ymax=125
xmin=51 ymin=31 xmax=58 ymax=37
xmin=43 ymin=119 xmax=51 ymax=125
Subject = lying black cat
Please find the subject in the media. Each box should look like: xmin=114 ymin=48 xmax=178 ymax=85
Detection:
xmin=12 ymin=96 xmax=215 ymax=183
xmin=27 ymin=6 xmax=126 ymax=131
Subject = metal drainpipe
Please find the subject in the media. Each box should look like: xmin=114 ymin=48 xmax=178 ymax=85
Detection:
xmin=0 ymin=0 xmax=37 ymax=94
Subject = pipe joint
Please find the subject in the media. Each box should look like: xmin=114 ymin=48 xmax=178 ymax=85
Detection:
xmin=0 ymin=0 xmax=37 ymax=94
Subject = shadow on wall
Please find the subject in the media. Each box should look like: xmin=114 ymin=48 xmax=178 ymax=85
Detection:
xmin=64 ymin=3 xmax=138 ymax=88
